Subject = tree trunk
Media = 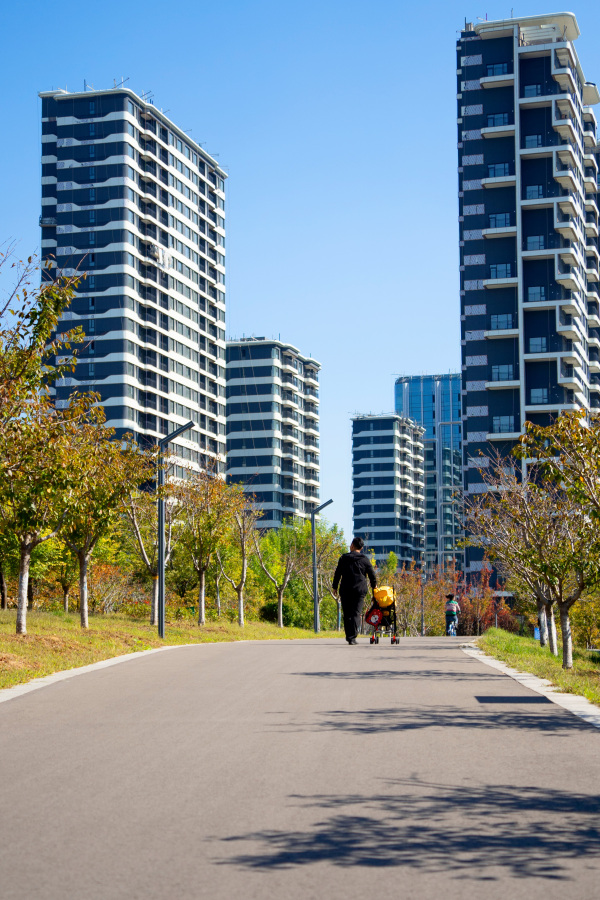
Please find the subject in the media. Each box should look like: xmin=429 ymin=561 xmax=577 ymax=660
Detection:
xmin=197 ymin=569 xmax=206 ymax=626
xmin=559 ymin=605 xmax=573 ymax=670
xmin=537 ymin=599 xmax=548 ymax=647
xmin=16 ymin=543 xmax=33 ymax=635
xmin=0 ymin=562 xmax=7 ymax=610
xmin=237 ymin=586 xmax=244 ymax=627
xmin=151 ymin=575 xmax=158 ymax=626
xmin=63 ymin=586 xmax=70 ymax=613
xmin=216 ymin=574 xmax=221 ymax=618
xmin=277 ymin=587 xmax=284 ymax=628
xmin=78 ymin=550 xmax=90 ymax=629
xmin=546 ymin=604 xmax=558 ymax=657
xmin=27 ymin=579 xmax=34 ymax=611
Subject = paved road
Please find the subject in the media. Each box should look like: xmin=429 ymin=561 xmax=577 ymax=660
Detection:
xmin=1 ymin=637 xmax=599 ymax=899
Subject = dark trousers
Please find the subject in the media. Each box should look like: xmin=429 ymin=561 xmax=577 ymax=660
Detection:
xmin=340 ymin=590 xmax=366 ymax=641
xmin=446 ymin=613 xmax=458 ymax=635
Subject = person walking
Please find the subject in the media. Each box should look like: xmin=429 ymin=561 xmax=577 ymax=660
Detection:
xmin=445 ymin=593 xmax=460 ymax=635
xmin=332 ymin=537 xmax=377 ymax=645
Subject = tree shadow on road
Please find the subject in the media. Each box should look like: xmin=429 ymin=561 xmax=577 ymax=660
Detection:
xmin=218 ymin=777 xmax=600 ymax=881
xmin=266 ymin=702 xmax=590 ymax=736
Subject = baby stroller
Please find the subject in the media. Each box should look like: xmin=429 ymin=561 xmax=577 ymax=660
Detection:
xmin=365 ymin=586 xmax=399 ymax=645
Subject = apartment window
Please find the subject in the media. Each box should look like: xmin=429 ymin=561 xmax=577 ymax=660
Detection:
xmin=487 ymin=63 xmax=509 ymax=76
xmin=89 ymin=210 xmax=96 ymax=224
xmin=490 ymin=263 xmax=512 ymax=278
xmin=88 ymin=297 xmax=95 ymax=311
xmin=526 ymin=184 xmax=544 ymax=199
xmin=490 ymin=313 xmax=513 ymax=330
xmin=89 ymin=123 xmax=95 ymax=137
xmin=491 ymin=364 xmax=514 ymax=381
xmin=526 ymin=235 xmax=545 ymax=250
xmin=89 ymin=100 xmax=95 ymax=115
xmin=89 ymin=188 xmax=96 ymax=203
xmin=527 ymin=286 xmax=546 ymax=302
xmin=488 ymin=163 xmax=510 ymax=178
xmin=128 ymin=100 xmax=135 ymax=115
xmin=529 ymin=336 xmax=547 ymax=353
xmin=88 ymin=341 xmax=95 ymax=356
xmin=88 ymin=318 xmax=95 ymax=333
xmin=89 ymin=167 xmax=96 ymax=181
xmin=88 ymin=363 xmax=95 ymax=377
xmin=487 ymin=113 xmax=509 ymax=127
xmin=489 ymin=213 xmax=511 ymax=228
xmin=492 ymin=415 xmax=515 ymax=433
xmin=525 ymin=134 xmax=543 ymax=148
xmin=88 ymin=276 xmax=95 ymax=290
xmin=89 ymin=145 xmax=96 ymax=159
xmin=89 ymin=253 xmax=96 ymax=267
xmin=530 ymin=387 xmax=549 ymax=404
xmin=523 ymin=84 xmax=542 ymax=97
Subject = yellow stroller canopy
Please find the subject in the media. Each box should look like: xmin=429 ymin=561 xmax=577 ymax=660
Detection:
xmin=373 ymin=586 xmax=394 ymax=608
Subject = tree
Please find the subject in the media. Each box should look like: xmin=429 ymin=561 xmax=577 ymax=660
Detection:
xmin=217 ymin=501 xmax=262 ymax=627
xmin=60 ymin=420 xmax=156 ymax=628
xmin=253 ymin=521 xmax=303 ymax=628
xmin=174 ymin=468 xmax=244 ymax=625
xmin=122 ymin=483 xmax=181 ymax=625
xmin=464 ymin=454 xmax=600 ymax=668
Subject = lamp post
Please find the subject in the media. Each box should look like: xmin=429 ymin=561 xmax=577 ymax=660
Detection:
xmin=420 ymin=571 xmax=427 ymax=637
xmin=311 ymin=498 xmax=333 ymax=633
xmin=157 ymin=421 xmax=194 ymax=639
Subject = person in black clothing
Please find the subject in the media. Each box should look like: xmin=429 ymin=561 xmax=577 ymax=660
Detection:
xmin=332 ymin=537 xmax=377 ymax=644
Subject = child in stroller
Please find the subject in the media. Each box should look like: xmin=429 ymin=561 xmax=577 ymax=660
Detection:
xmin=364 ymin=586 xmax=400 ymax=645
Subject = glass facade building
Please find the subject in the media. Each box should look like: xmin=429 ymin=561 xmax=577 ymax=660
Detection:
xmin=395 ymin=374 xmax=463 ymax=569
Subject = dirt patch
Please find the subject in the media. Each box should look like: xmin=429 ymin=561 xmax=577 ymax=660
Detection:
xmin=0 ymin=653 xmax=32 ymax=671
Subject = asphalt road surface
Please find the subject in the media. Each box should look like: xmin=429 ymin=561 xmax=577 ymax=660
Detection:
xmin=1 ymin=636 xmax=599 ymax=900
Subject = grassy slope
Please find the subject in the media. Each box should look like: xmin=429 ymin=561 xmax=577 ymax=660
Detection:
xmin=478 ymin=628 xmax=600 ymax=707
xmin=0 ymin=611 xmax=341 ymax=691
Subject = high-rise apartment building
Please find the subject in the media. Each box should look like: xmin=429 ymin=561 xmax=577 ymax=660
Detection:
xmin=395 ymin=374 xmax=463 ymax=569
xmin=226 ymin=337 xmax=320 ymax=526
xmin=40 ymin=87 xmax=227 ymax=474
xmin=352 ymin=414 xmax=425 ymax=566
xmin=457 ymin=13 xmax=600 ymax=570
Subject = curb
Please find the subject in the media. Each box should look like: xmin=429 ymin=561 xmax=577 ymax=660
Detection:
xmin=0 ymin=644 xmax=198 ymax=706
xmin=462 ymin=644 xmax=600 ymax=730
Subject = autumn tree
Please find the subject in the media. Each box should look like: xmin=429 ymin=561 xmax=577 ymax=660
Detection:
xmin=217 ymin=500 xmax=262 ymax=627
xmin=174 ymin=467 xmax=244 ymax=625
xmin=61 ymin=418 xmax=156 ymax=628
xmin=253 ymin=521 xmax=304 ymax=628
xmin=464 ymin=454 xmax=600 ymax=668
xmin=122 ymin=482 xmax=181 ymax=626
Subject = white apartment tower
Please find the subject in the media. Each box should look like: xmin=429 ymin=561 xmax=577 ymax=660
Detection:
xmin=40 ymin=87 xmax=227 ymax=472
xmin=226 ymin=337 xmax=320 ymax=527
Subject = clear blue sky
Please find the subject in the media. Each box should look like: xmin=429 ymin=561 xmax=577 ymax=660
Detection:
xmin=2 ymin=1 xmax=600 ymax=537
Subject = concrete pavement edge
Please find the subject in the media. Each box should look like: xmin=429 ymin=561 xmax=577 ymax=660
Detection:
xmin=462 ymin=644 xmax=600 ymax=730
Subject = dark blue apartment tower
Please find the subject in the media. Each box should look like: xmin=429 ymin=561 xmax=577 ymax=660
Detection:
xmin=40 ymin=87 xmax=227 ymax=474
xmin=395 ymin=374 xmax=463 ymax=570
xmin=457 ymin=13 xmax=600 ymax=575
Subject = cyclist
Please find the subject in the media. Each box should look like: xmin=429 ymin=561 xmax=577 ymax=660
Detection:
xmin=445 ymin=593 xmax=460 ymax=636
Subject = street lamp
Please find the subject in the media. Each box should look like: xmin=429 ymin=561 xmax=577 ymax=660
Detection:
xmin=157 ymin=421 xmax=194 ymax=639
xmin=420 ymin=571 xmax=427 ymax=637
xmin=311 ymin=498 xmax=333 ymax=633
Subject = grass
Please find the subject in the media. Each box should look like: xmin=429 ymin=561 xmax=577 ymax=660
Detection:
xmin=478 ymin=627 xmax=600 ymax=707
xmin=0 ymin=610 xmax=342 ymax=691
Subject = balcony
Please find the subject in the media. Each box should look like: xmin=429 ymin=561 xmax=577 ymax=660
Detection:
xmin=39 ymin=216 xmax=57 ymax=227
xmin=556 ymin=263 xmax=579 ymax=290
xmin=481 ymin=173 xmax=516 ymax=189
xmin=483 ymin=265 xmax=518 ymax=289
xmin=485 ymin=378 xmax=520 ymax=390
xmin=555 ymin=214 xmax=579 ymax=242
xmin=480 ymin=72 xmax=514 ymax=90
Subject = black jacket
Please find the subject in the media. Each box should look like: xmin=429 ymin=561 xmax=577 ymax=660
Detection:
xmin=332 ymin=551 xmax=377 ymax=595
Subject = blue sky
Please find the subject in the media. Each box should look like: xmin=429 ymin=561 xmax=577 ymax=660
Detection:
xmin=2 ymin=0 xmax=600 ymax=537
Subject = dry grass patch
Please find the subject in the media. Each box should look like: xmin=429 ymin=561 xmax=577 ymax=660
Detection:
xmin=478 ymin=627 xmax=600 ymax=707
xmin=0 ymin=611 xmax=341 ymax=690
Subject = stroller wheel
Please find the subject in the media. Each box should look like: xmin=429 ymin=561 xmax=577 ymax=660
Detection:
xmin=370 ymin=636 xmax=374 ymax=644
